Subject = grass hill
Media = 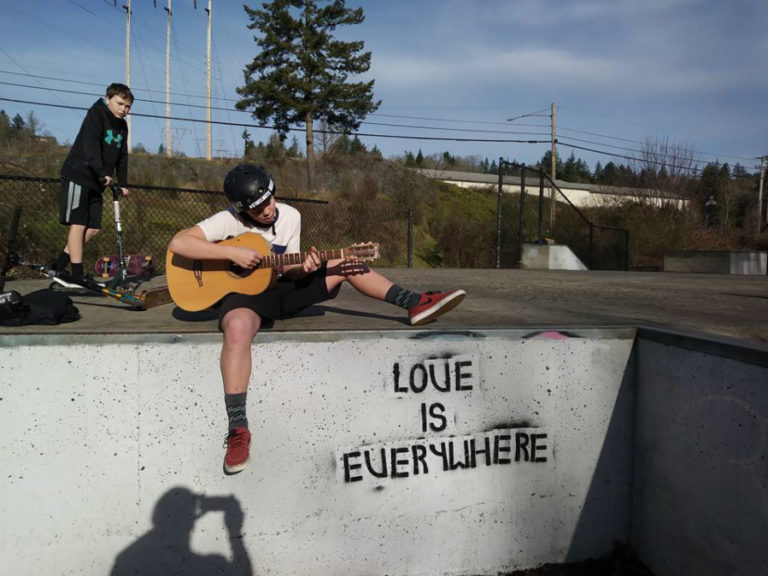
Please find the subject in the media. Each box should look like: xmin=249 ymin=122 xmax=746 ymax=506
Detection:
xmin=1 ymin=139 xmax=766 ymax=271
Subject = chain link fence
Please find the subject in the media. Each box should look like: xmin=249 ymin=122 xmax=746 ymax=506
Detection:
xmin=0 ymin=175 xmax=411 ymax=278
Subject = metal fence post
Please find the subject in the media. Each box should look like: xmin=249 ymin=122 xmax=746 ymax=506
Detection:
xmin=624 ymin=229 xmax=630 ymax=271
xmin=496 ymin=158 xmax=503 ymax=269
xmin=538 ymin=169 xmax=545 ymax=242
xmin=407 ymin=207 xmax=413 ymax=269
xmin=518 ymin=164 xmax=526 ymax=267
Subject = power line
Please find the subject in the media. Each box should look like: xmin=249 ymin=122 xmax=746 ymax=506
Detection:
xmin=559 ymin=126 xmax=756 ymax=165
xmin=558 ymin=140 xmax=759 ymax=178
xmin=1 ymin=82 xmax=761 ymax=171
xmin=2 ymin=69 xmax=758 ymax=167
xmin=557 ymin=104 xmax=761 ymax=166
xmin=0 ymin=84 xmax=549 ymax=138
xmin=0 ymin=96 xmax=552 ymax=145
xmin=559 ymin=135 xmax=713 ymax=169
xmin=3 ymin=94 xmax=760 ymax=172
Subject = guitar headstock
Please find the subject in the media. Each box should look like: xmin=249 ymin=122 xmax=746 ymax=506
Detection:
xmin=344 ymin=242 xmax=380 ymax=262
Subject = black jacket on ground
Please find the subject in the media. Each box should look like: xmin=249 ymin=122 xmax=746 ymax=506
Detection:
xmin=60 ymin=98 xmax=128 ymax=190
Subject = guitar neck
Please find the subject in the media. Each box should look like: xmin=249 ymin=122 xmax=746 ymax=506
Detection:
xmin=262 ymin=248 xmax=347 ymax=269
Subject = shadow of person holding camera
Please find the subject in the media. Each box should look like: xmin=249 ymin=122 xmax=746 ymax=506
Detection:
xmin=110 ymin=486 xmax=253 ymax=576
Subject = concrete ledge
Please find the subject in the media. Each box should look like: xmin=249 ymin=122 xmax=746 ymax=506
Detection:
xmin=2 ymin=327 xmax=767 ymax=575
xmin=521 ymin=243 xmax=588 ymax=270
xmin=664 ymin=250 xmax=767 ymax=275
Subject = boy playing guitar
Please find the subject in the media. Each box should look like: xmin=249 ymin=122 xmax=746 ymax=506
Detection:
xmin=167 ymin=165 xmax=465 ymax=475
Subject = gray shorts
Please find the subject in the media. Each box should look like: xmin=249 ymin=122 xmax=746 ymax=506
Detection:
xmin=217 ymin=262 xmax=340 ymax=330
xmin=59 ymin=178 xmax=103 ymax=228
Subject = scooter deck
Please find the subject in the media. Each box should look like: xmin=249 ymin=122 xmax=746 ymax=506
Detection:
xmin=51 ymin=274 xmax=147 ymax=309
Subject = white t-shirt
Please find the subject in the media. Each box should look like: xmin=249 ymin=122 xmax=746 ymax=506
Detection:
xmin=196 ymin=203 xmax=301 ymax=255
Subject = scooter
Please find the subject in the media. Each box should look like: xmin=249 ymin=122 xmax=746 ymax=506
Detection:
xmin=2 ymin=205 xmax=169 ymax=310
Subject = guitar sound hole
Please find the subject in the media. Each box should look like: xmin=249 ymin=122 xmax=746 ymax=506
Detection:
xmin=228 ymin=263 xmax=253 ymax=278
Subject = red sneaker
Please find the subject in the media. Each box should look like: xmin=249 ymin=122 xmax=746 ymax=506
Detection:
xmin=409 ymin=289 xmax=466 ymax=326
xmin=223 ymin=426 xmax=251 ymax=475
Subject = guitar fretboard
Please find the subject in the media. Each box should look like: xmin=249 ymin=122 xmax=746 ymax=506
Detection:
xmin=261 ymin=249 xmax=346 ymax=269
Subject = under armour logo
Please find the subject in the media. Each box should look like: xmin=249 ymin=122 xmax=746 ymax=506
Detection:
xmin=105 ymin=130 xmax=123 ymax=148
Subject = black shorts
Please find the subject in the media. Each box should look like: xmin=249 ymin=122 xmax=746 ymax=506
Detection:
xmin=217 ymin=263 xmax=340 ymax=330
xmin=59 ymin=178 xmax=103 ymax=228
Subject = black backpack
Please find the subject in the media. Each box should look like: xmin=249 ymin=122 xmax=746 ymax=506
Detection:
xmin=0 ymin=288 xmax=80 ymax=326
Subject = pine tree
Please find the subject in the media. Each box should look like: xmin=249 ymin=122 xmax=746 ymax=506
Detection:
xmin=242 ymin=129 xmax=255 ymax=157
xmin=236 ymin=0 xmax=380 ymax=191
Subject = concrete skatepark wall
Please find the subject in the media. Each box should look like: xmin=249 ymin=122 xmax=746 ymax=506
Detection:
xmin=664 ymin=250 xmax=767 ymax=275
xmin=0 ymin=328 xmax=766 ymax=575
xmin=630 ymin=330 xmax=768 ymax=576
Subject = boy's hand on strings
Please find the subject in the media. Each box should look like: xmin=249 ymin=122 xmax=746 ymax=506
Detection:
xmin=302 ymin=246 xmax=321 ymax=274
xmin=229 ymin=246 xmax=263 ymax=269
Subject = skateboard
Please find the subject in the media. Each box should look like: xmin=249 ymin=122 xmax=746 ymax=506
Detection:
xmin=96 ymin=254 xmax=154 ymax=278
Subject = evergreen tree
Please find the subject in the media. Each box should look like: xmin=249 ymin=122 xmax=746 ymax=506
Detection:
xmin=25 ymin=111 xmax=40 ymax=138
xmin=562 ymin=152 xmax=579 ymax=182
xmin=0 ymin=110 xmax=10 ymax=141
xmin=349 ymin=135 xmax=366 ymax=155
xmin=538 ymin=150 xmax=563 ymax=179
xmin=236 ymin=0 xmax=380 ymax=192
xmin=593 ymin=161 xmax=603 ymax=183
xmin=330 ymin=134 xmax=367 ymax=156
xmin=698 ymin=163 xmax=725 ymax=226
xmin=242 ymin=129 xmax=255 ymax=157
xmin=12 ymin=114 xmax=25 ymax=132
xmin=602 ymin=161 xmax=618 ymax=185
xmin=287 ymin=135 xmax=302 ymax=158
xmin=732 ymin=163 xmax=749 ymax=178
xmin=265 ymin=132 xmax=287 ymax=162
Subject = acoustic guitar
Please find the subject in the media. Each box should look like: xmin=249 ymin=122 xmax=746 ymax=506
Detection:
xmin=165 ymin=233 xmax=380 ymax=311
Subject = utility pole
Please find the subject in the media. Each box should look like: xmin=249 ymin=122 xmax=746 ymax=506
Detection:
xmin=164 ymin=0 xmax=172 ymax=157
xmin=550 ymin=102 xmax=556 ymax=229
xmin=205 ymin=0 xmax=212 ymax=161
xmin=123 ymin=1 xmax=131 ymax=153
xmin=758 ymin=155 xmax=767 ymax=233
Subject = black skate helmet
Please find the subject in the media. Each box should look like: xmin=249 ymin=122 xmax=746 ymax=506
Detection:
xmin=223 ymin=164 xmax=275 ymax=213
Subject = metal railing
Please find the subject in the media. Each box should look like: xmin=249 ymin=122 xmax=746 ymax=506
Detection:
xmin=496 ymin=162 xmax=629 ymax=270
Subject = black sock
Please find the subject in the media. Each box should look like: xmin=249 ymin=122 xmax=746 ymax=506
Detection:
xmin=54 ymin=252 xmax=70 ymax=271
xmin=71 ymin=262 xmax=84 ymax=277
xmin=385 ymin=285 xmax=421 ymax=310
xmin=225 ymin=392 xmax=248 ymax=431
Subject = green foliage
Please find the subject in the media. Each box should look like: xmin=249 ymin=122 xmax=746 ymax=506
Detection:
xmin=328 ymin=134 xmax=367 ymax=157
xmin=2 ymin=114 xmax=765 ymax=270
xmin=421 ymin=183 xmax=497 ymax=267
xmin=583 ymin=200 xmax=685 ymax=269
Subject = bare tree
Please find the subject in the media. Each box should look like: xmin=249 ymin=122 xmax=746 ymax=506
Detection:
xmin=632 ymin=137 xmax=700 ymax=214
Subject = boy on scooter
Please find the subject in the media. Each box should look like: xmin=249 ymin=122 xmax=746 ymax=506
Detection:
xmin=53 ymin=83 xmax=133 ymax=284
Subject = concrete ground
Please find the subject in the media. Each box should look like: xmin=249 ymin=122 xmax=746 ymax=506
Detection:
xmin=1 ymin=268 xmax=767 ymax=346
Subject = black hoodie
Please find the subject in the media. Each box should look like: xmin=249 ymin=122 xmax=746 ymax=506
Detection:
xmin=60 ymin=98 xmax=128 ymax=190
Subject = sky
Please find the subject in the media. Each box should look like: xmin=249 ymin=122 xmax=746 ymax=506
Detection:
xmin=1 ymin=0 xmax=766 ymax=175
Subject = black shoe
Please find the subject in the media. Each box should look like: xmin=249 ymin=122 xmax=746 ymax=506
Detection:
xmin=77 ymin=274 xmax=105 ymax=287
xmin=53 ymin=274 xmax=104 ymax=289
